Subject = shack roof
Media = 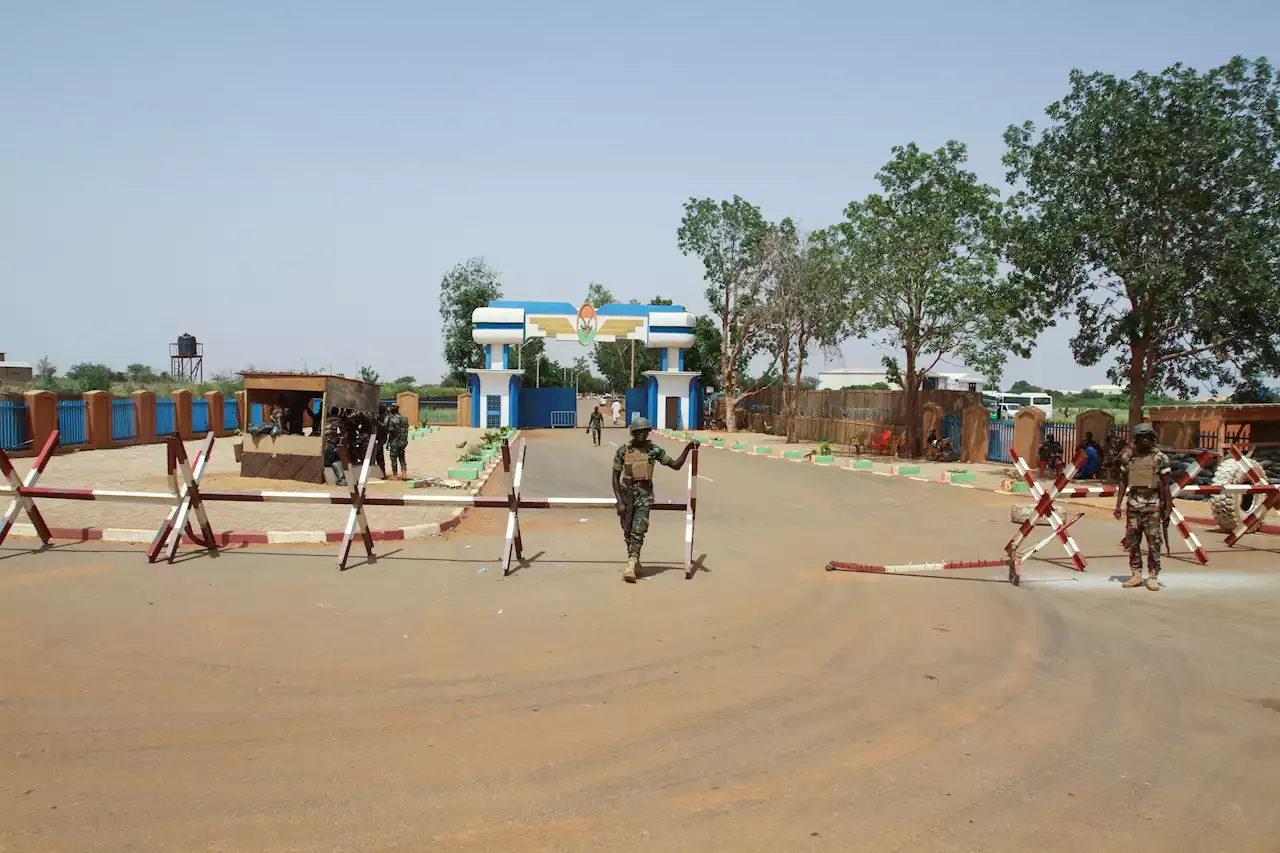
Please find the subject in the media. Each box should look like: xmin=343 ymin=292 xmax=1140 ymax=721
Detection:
xmin=1147 ymin=403 xmax=1280 ymax=423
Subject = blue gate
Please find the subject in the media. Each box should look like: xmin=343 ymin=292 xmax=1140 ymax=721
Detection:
xmin=940 ymin=412 xmax=962 ymax=448
xmin=625 ymin=388 xmax=646 ymax=427
xmin=517 ymin=387 xmax=577 ymax=428
xmin=987 ymin=418 xmax=1015 ymax=463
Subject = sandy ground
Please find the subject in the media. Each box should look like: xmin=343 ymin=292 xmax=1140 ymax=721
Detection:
xmin=1 ymin=429 xmax=1278 ymax=852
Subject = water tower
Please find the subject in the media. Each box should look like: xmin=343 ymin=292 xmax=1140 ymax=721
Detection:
xmin=169 ymin=333 xmax=204 ymax=382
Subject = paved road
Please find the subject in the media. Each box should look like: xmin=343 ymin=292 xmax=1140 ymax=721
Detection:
xmin=1 ymin=428 xmax=1278 ymax=852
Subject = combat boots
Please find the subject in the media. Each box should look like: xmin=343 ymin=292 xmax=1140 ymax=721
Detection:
xmin=1122 ymin=569 xmax=1145 ymax=588
xmin=622 ymin=557 xmax=639 ymax=583
xmin=1146 ymin=573 xmax=1161 ymax=591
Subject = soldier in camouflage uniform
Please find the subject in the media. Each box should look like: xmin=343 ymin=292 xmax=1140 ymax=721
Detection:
xmin=322 ymin=407 xmax=347 ymax=486
xmin=1112 ymin=423 xmax=1172 ymax=591
xmin=611 ymin=417 xmax=697 ymax=582
xmin=346 ymin=409 xmax=374 ymax=468
xmin=587 ymin=407 xmax=604 ymax=446
xmin=386 ymin=404 xmax=410 ymax=479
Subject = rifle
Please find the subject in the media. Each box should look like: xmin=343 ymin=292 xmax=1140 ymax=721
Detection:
xmin=1162 ymin=507 xmax=1171 ymax=553
xmin=617 ymin=489 xmax=634 ymax=538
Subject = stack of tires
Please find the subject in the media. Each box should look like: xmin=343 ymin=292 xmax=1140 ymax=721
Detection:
xmin=1208 ymin=447 xmax=1280 ymax=532
xmin=1167 ymin=452 xmax=1217 ymax=502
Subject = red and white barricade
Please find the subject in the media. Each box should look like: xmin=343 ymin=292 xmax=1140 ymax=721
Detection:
xmin=1005 ymin=446 xmax=1088 ymax=572
xmin=1 ymin=434 xmax=702 ymax=576
xmin=1223 ymin=445 xmax=1279 ymax=547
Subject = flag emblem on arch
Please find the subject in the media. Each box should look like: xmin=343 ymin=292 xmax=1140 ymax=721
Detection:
xmin=576 ymin=303 xmax=598 ymax=346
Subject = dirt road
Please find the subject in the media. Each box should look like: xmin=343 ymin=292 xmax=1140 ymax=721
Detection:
xmin=2 ymin=429 xmax=1277 ymax=851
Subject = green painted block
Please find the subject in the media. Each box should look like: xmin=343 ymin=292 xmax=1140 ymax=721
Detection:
xmin=896 ymin=465 xmax=921 ymax=475
xmin=711 ymin=439 xmax=726 ymax=447
xmin=783 ymin=450 xmax=803 ymax=459
xmin=731 ymin=442 xmax=749 ymax=451
xmin=754 ymin=447 xmax=773 ymax=454
xmin=1010 ymin=481 xmax=1031 ymax=492
xmin=852 ymin=460 xmax=874 ymax=469
xmin=447 ymin=468 xmax=479 ymax=480
xmin=948 ymin=472 xmax=976 ymax=483
xmin=457 ymin=461 xmax=483 ymax=470
xmin=815 ymin=455 xmax=836 ymax=464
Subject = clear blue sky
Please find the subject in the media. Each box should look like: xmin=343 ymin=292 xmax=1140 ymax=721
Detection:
xmin=2 ymin=0 xmax=1275 ymax=391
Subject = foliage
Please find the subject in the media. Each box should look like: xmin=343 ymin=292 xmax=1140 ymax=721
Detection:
xmin=65 ymin=362 xmax=116 ymax=393
xmin=677 ymin=195 xmax=771 ymax=429
xmin=439 ymin=258 xmax=504 ymax=385
xmin=1004 ymin=56 xmax=1280 ymax=426
xmin=358 ymin=365 xmax=380 ymax=384
xmin=834 ymin=141 xmax=1034 ymax=456
xmin=799 ymin=376 xmax=820 ymax=390
xmin=1007 ymin=380 xmax=1042 ymax=394
xmin=839 ymin=382 xmax=891 ymax=391
xmin=690 ymin=315 xmax=722 ymax=391
xmin=819 ymin=439 xmax=832 ymax=456
xmin=125 ymin=363 xmax=159 ymax=383
xmin=35 ymin=356 xmax=57 ymax=383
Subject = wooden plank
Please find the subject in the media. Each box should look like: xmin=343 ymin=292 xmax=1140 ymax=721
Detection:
xmin=243 ymin=375 xmax=327 ymax=393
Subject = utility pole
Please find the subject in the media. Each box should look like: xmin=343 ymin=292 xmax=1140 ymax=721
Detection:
xmin=536 ymin=356 xmax=540 ymax=388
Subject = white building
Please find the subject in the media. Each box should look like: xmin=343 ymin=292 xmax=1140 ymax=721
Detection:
xmin=817 ymin=367 xmax=985 ymax=393
xmin=1085 ymin=383 xmax=1126 ymax=394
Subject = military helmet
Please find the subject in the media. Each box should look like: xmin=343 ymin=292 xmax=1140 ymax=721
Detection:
xmin=1132 ymin=423 xmax=1156 ymax=438
xmin=629 ymin=416 xmax=652 ymax=433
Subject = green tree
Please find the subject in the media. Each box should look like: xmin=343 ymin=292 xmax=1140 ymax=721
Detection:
xmin=439 ymin=258 xmax=504 ymax=385
xmin=690 ymin=315 xmax=722 ymax=391
xmin=1008 ymin=380 xmax=1041 ymax=394
xmin=125 ymin=363 xmax=158 ymax=383
xmin=1004 ymin=57 xmax=1280 ymax=426
xmin=834 ymin=141 xmax=1030 ymax=456
xmin=358 ymin=365 xmax=380 ymax=384
xmin=65 ymin=362 xmax=116 ymax=393
xmin=678 ymin=195 xmax=771 ymax=431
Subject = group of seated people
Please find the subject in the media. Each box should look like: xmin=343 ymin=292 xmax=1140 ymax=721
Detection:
xmin=246 ymin=394 xmax=325 ymax=437
xmin=1037 ymin=430 xmax=1129 ymax=481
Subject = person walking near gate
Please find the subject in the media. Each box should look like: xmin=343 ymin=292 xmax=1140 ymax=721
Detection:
xmin=610 ymin=397 xmax=622 ymax=425
xmin=587 ymin=407 xmax=603 ymax=446
xmin=322 ymin=407 xmax=348 ymax=487
xmin=612 ymin=417 xmax=696 ymax=583
xmin=1112 ymin=423 xmax=1172 ymax=591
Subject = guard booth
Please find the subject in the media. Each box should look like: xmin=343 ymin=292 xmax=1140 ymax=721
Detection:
xmin=239 ymin=372 xmax=379 ymax=483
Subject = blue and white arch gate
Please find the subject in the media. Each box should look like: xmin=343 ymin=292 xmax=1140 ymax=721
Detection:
xmin=470 ymin=300 xmax=702 ymax=430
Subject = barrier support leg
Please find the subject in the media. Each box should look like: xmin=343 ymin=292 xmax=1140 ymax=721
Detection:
xmin=685 ymin=443 xmax=699 ymax=579
xmin=337 ymin=442 xmax=377 ymax=571
xmin=0 ymin=431 xmax=60 ymax=547
xmin=163 ymin=434 xmax=218 ymax=563
xmin=501 ymin=442 xmax=527 ymax=576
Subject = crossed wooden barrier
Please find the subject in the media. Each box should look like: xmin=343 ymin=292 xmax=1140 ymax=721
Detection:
xmin=0 ymin=433 xmax=701 ymax=575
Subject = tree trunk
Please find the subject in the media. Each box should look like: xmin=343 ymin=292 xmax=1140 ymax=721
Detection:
xmin=1128 ymin=337 xmax=1146 ymax=430
xmin=722 ymin=276 xmax=734 ymax=433
xmin=903 ymin=348 xmax=919 ymax=458
xmin=788 ymin=333 xmax=806 ymax=443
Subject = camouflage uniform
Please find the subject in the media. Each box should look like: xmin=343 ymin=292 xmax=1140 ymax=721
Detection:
xmin=387 ymin=412 xmax=410 ymax=476
xmin=588 ymin=410 xmax=603 ymax=446
xmin=613 ymin=441 xmax=672 ymax=559
xmin=1120 ymin=446 xmax=1172 ymax=574
xmin=347 ymin=411 xmax=374 ymax=466
xmin=322 ymin=416 xmax=347 ymax=486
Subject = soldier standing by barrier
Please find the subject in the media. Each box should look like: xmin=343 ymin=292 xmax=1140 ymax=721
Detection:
xmin=347 ymin=409 xmax=374 ymax=472
xmin=386 ymin=404 xmax=409 ymax=479
xmin=587 ymin=407 xmax=603 ymax=446
xmin=1113 ymin=423 xmax=1172 ymax=591
xmin=322 ymin=407 xmax=347 ymax=486
xmin=612 ymin=417 xmax=696 ymax=583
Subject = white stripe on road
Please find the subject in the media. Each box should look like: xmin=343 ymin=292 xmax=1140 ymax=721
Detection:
xmin=698 ymin=475 xmax=715 ymax=483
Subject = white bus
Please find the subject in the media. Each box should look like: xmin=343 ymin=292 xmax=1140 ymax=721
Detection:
xmin=983 ymin=392 xmax=1054 ymax=420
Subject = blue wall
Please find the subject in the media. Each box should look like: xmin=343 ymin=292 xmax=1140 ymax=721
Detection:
xmin=517 ymin=387 xmax=577 ymax=428
xmin=689 ymin=377 xmax=703 ymax=429
xmin=508 ymin=375 xmax=521 ymax=428
xmin=645 ymin=376 xmax=658 ymax=426
xmin=468 ymin=375 xmax=481 ymax=426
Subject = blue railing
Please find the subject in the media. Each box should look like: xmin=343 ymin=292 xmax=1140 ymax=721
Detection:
xmin=111 ymin=398 xmax=136 ymax=442
xmin=156 ymin=398 xmax=176 ymax=437
xmin=0 ymin=401 xmax=29 ymax=451
xmin=986 ymin=419 xmax=1015 ymax=462
xmin=224 ymin=399 xmax=238 ymax=430
xmin=56 ymin=399 xmax=88 ymax=446
xmin=192 ymin=399 xmax=209 ymax=434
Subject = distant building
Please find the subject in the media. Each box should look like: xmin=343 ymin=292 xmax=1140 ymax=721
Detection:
xmin=817 ymin=367 xmax=985 ymax=393
xmin=1085 ymin=383 xmax=1126 ymax=395
xmin=0 ymin=353 xmax=33 ymax=385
